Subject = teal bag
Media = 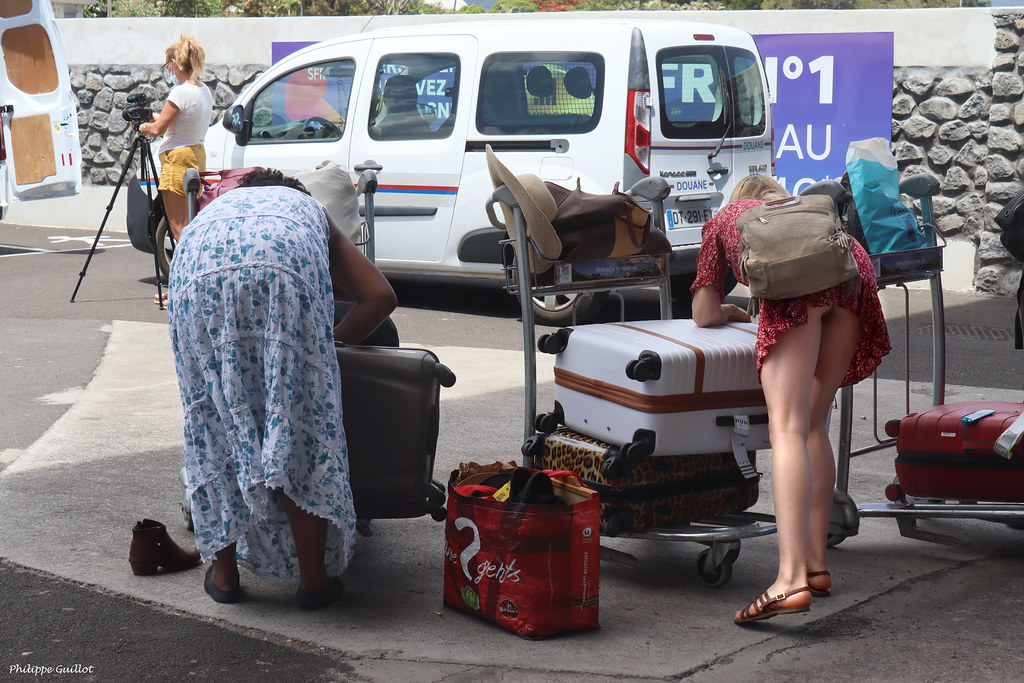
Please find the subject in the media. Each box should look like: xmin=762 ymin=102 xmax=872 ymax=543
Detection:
xmin=845 ymin=138 xmax=928 ymax=254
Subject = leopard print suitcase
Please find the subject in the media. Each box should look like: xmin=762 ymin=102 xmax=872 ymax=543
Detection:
xmin=525 ymin=427 xmax=759 ymax=535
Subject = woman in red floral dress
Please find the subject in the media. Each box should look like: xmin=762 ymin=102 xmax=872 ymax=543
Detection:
xmin=690 ymin=175 xmax=891 ymax=624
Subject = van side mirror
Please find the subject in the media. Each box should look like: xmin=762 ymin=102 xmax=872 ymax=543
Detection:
xmin=222 ymin=104 xmax=253 ymax=146
xmin=223 ymin=104 xmax=244 ymax=133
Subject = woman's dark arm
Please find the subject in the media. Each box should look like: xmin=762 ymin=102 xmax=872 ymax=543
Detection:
xmin=326 ymin=213 xmax=397 ymax=344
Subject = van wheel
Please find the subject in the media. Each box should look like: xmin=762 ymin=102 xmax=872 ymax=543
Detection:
xmin=154 ymin=217 xmax=175 ymax=284
xmin=531 ymin=292 xmax=607 ymax=327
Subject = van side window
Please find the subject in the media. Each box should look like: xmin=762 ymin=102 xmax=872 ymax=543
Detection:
xmin=369 ymin=53 xmax=459 ymax=141
xmin=657 ymin=47 xmax=766 ymax=140
xmin=249 ymin=59 xmax=354 ymax=143
xmin=477 ymin=52 xmax=603 ymax=135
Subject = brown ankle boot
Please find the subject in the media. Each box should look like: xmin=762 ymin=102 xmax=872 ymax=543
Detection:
xmin=129 ymin=519 xmax=201 ymax=575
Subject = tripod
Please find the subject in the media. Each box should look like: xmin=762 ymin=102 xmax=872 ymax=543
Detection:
xmin=71 ymin=129 xmax=165 ymax=308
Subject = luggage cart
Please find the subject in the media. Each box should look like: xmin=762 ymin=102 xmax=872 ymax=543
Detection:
xmin=493 ymin=176 xmax=776 ymax=586
xmin=829 ymin=174 xmax=1024 ymax=547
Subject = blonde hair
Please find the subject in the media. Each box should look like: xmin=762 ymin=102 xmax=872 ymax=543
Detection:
xmin=166 ymin=35 xmax=205 ymax=80
xmin=730 ymin=175 xmax=789 ymax=203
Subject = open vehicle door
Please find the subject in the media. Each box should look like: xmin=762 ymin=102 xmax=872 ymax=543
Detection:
xmin=0 ymin=0 xmax=81 ymax=219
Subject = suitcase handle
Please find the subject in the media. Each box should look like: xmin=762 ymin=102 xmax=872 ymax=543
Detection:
xmin=715 ymin=414 xmax=768 ymax=427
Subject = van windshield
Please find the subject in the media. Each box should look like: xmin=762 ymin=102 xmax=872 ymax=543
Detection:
xmin=657 ymin=46 xmax=765 ymax=140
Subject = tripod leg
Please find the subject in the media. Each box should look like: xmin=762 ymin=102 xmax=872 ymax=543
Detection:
xmin=71 ymin=135 xmax=144 ymax=303
xmin=142 ymin=141 xmax=167 ymax=310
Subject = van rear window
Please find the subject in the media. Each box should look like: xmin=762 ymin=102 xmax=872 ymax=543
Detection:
xmin=477 ymin=52 xmax=604 ymax=135
xmin=657 ymin=46 xmax=765 ymax=140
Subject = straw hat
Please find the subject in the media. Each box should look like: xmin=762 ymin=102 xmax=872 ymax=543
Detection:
xmin=485 ymin=145 xmax=562 ymax=269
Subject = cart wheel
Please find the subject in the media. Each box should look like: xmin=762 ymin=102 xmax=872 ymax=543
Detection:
xmin=697 ymin=547 xmax=737 ymax=587
xmin=155 ymin=216 xmax=175 ymax=283
xmin=430 ymin=506 xmax=447 ymax=522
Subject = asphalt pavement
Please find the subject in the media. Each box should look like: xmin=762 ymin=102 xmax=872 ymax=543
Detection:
xmin=3 ymin=207 xmax=1024 ymax=682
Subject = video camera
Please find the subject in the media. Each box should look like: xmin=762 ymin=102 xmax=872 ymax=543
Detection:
xmin=122 ymin=93 xmax=154 ymax=130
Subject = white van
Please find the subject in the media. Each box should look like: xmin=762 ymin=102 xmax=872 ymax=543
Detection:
xmin=0 ymin=0 xmax=81 ymax=220
xmin=205 ymin=18 xmax=772 ymax=324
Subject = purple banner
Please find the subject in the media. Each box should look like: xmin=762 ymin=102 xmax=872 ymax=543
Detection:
xmin=754 ymin=32 xmax=894 ymax=195
xmin=272 ymin=41 xmax=317 ymax=64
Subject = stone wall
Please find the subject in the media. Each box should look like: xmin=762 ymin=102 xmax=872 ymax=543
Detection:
xmin=891 ymin=10 xmax=1024 ymax=296
xmin=71 ymin=64 xmax=265 ymax=185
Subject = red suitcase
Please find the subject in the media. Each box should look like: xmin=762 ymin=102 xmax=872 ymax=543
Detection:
xmin=891 ymin=401 xmax=1024 ymax=502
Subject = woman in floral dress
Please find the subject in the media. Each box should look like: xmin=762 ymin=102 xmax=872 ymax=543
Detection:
xmin=690 ymin=175 xmax=890 ymax=624
xmin=168 ymin=169 xmax=396 ymax=608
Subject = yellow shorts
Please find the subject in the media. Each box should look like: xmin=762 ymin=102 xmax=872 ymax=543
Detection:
xmin=158 ymin=144 xmax=206 ymax=197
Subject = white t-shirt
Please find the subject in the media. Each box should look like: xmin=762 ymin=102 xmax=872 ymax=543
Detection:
xmin=158 ymin=81 xmax=214 ymax=155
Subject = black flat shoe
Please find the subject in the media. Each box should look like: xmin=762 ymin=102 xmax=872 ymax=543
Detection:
xmin=204 ymin=565 xmax=240 ymax=604
xmin=295 ymin=576 xmax=345 ymax=610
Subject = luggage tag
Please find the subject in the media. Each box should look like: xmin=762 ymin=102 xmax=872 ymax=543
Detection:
xmin=729 ymin=415 xmax=760 ymax=480
xmin=994 ymin=411 xmax=1024 ymax=459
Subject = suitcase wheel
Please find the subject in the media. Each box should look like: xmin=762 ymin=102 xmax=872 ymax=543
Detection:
xmin=599 ymin=447 xmax=630 ymax=480
xmin=534 ymin=403 xmax=564 ymax=434
xmin=625 ymin=350 xmax=662 ymax=382
xmin=697 ymin=546 xmax=739 ymax=587
xmin=623 ymin=429 xmax=656 ymax=463
xmin=537 ymin=328 xmax=572 ymax=354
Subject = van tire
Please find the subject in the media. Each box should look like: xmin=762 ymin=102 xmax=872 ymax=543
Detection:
xmin=154 ymin=217 xmax=175 ymax=284
xmin=531 ymin=292 xmax=607 ymax=327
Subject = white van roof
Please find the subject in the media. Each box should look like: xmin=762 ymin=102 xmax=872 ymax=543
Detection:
xmin=280 ymin=17 xmax=758 ymax=65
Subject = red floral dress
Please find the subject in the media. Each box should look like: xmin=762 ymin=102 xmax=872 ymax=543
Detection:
xmin=691 ymin=198 xmax=891 ymax=387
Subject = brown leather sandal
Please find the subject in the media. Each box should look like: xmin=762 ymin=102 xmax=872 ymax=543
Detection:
xmin=734 ymin=586 xmax=812 ymax=624
xmin=808 ymin=570 xmax=832 ymax=597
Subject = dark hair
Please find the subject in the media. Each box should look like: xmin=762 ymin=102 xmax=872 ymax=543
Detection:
xmin=237 ymin=168 xmax=310 ymax=195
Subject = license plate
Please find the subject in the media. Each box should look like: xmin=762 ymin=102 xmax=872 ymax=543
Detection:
xmin=665 ymin=205 xmax=716 ymax=229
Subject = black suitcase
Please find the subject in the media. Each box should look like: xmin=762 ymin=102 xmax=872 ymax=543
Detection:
xmin=180 ymin=344 xmax=455 ymax=530
xmin=523 ymin=427 xmax=760 ymax=536
xmin=337 ymin=343 xmax=456 ymax=522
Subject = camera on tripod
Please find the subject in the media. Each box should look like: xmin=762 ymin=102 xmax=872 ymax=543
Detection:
xmin=122 ymin=93 xmax=153 ymax=130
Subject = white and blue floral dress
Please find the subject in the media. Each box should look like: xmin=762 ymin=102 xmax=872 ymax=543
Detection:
xmin=167 ymin=186 xmax=356 ymax=584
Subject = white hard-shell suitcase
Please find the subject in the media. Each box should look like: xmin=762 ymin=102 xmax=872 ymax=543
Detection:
xmin=536 ymin=319 xmax=770 ymax=457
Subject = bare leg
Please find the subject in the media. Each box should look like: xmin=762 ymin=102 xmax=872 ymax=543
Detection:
xmin=279 ymin=491 xmax=330 ymax=592
xmin=757 ymin=310 xmax=823 ymax=600
xmin=805 ymin=306 xmax=861 ymax=579
xmin=161 ymin=189 xmax=189 ymax=242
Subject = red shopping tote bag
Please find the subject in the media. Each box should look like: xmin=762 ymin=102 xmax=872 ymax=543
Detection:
xmin=443 ymin=462 xmax=601 ymax=639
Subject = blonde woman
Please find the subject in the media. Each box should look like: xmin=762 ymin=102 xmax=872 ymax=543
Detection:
xmin=690 ymin=175 xmax=891 ymax=623
xmin=138 ymin=35 xmax=213 ymax=260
